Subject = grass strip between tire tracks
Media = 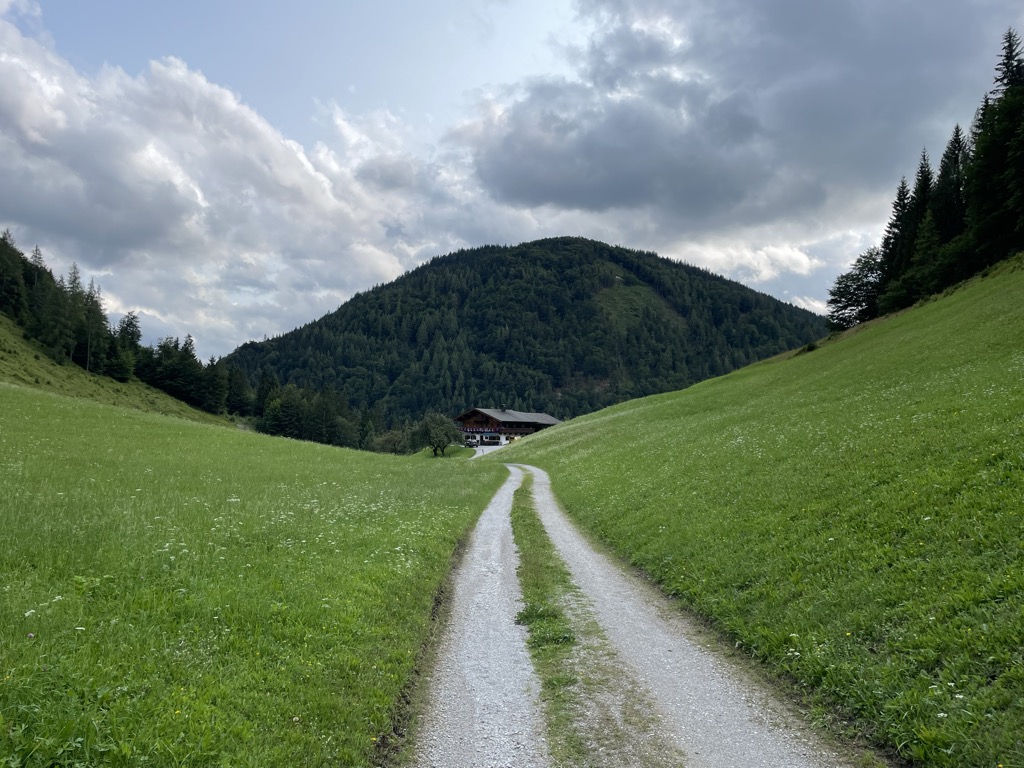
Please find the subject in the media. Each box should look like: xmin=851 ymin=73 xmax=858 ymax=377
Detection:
xmin=510 ymin=472 xmax=688 ymax=768
xmin=510 ymin=473 xmax=586 ymax=764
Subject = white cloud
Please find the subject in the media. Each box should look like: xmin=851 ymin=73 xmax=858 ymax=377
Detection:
xmin=0 ymin=0 xmax=37 ymax=19
xmin=0 ymin=14 xmax=473 ymax=356
xmin=667 ymin=240 xmax=823 ymax=283
xmin=788 ymin=295 xmax=829 ymax=315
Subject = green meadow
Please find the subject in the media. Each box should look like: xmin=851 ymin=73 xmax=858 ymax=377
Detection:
xmin=3 ymin=258 xmax=1022 ymax=767
xmin=500 ymin=258 xmax=1024 ymax=766
xmin=0 ymin=383 xmax=506 ymax=766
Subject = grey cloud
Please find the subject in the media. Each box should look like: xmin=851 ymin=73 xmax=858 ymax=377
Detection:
xmin=471 ymin=75 xmax=821 ymax=227
xmin=355 ymin=155 xmax=425 ymax=190
xmin=466 ymin=0 xmax=1018 ymax=234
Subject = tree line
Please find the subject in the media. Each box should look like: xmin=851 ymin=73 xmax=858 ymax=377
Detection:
xmin=0 ymin=234 xmax=463 ymax=453
xmin=0 ymin=231 xmax=229 ymax=407
xmin=827 ymin=28 xmax=1024 ymax=329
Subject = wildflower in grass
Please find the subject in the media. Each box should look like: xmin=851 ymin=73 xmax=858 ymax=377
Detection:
xmin=27 ymin=632 xmax=34 ymax=639
xmin=24 ymin=609 xmax=34 ymax=617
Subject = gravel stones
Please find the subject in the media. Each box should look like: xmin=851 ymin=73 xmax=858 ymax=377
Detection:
xmin=412 ymin=466 xmax=550 ymax=767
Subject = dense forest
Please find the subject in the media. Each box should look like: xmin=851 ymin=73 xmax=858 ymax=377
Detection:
xmin=827 ymin=28 xmax=1024 ymax=328
xmin=227 ymin=237 xmax=826 ymax=428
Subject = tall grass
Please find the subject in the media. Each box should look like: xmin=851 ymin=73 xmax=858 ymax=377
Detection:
xmin=0 ymin=384 xmax=506 ymax=766
xmin=500 ymin=260 xmax=1024 ymax=766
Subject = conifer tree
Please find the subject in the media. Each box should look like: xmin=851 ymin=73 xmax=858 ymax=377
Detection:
xmin=878 ymin=177 xmax=911 ymax=288
xmin=38 ymin=274 xmax=75 ymax=361
xmin=79 ymin=279 xmax=110 ymax=374
xmin=967 ymin=31 xmax=1024 ymax=271
xmin=880 ymin=152 xmax=935 ymax=313
xmin=255 ymin=366 xmax=281 ymax=417
xmin=931 ymin=125 xmax=970 ymax=245
xmin=905 ymin=212 xmax=943 ymax=299
xmin=201 ymin=357 xmax=229 ymax=414
xmin=115 ymin=311 xmax=142 ymax=351
xmin=28 ymin=245 xmax=45 ymax=272
xmin=226 ymin=364 xmax=255 ymax=415
xmin=993 ymin=27 xmax=1024 ymax=95
xmin=0 ymin=237 xmax=27 ymax=321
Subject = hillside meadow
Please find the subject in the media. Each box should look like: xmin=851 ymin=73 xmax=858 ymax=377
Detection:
xmin=0 ymin=382 xmax=507 ymax=766
xmin=499 ymin=257 xmax=1024 ymax=767
xmin=0 ymin=313 xmax=224 ymax=426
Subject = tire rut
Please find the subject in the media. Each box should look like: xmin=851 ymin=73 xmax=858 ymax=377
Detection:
xmin=412 ymin=466 xmax=550 ymax=768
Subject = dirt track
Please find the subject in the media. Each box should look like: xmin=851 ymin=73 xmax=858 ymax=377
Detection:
xmin=412 ymin=466 xmax=549 ymax=767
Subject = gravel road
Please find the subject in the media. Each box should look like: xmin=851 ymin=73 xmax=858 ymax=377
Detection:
xmin=412 ymin=465 xmax=550 ymax=768
xmin=413 ymin=463 xmax=865 ymax=767
xmin=519 ymin=463 xmax=859 ymax=768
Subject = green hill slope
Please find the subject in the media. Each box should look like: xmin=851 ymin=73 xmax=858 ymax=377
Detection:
xmin=0 ymin=352 xmax=508 ymax=765
xmin=500 ymin=257 xmax=1024 ymax=766
xmin=227 ymin=237 xmax=825 ymax=423
xmin=0 ymin=313 xmax=224 ymax=424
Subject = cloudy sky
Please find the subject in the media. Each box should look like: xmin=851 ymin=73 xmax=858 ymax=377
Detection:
xmin=1 ymin=0 xmax=1020 ymax=358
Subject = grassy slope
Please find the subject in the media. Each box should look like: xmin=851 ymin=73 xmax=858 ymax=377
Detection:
xmin=0 ymin=325 xmax=508 ymax=765
xmin=0 ymin=314 xmax=225 ymax=425
xmin=499 ymin=259 xmax=1024 ymax=767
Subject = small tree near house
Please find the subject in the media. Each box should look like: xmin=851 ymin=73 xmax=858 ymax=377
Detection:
xmin=419 ymin=411 xmax=462 ymax=456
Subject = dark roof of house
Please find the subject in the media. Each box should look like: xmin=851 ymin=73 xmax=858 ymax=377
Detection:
xmin=455 ymin=408 xmax=561 ymax=426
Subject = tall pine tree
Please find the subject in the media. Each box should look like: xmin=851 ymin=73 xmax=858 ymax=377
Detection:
xmin=880 ymin=151 xmax=935 ymax=313
xmin=931 ymin=125 xmax=971 ymax=244
xmin=967 ymin=29 xmax=1024 ymax=271
xmin=878 ymin=177 xmax=911 ymax=292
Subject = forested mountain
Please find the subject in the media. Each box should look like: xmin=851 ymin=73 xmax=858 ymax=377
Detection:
xmin=226 ymin=237 xmax=825 ymax=427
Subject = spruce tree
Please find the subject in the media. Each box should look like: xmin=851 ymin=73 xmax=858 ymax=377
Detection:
xmin=255 ymin=366 xmax=281 ymax=417
xmin=967 ymin=28 xmax=1024 ymax=271
xmin=880 ymin=152 xmax=935 ymax=313
xmin=81 ymin=279 xmax=110 ymax=374
xmin=0 ymin=237 xmax=28 ymax=321
xmin=226 ymin=364 xmax=255 ymax=415
xmin=906 ymin=211 xmax=943 ymax=299
xmin=878 ymin=177 xmax=911 ymax=288
xmin=993 ymin=27 xmax=1024 ymax=95
xmin=931 ymin=125 xmax=970 ymax=244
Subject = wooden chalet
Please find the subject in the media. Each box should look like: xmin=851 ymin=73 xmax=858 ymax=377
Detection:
xmin=454 ymin=408 xmax=561 ymax=444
